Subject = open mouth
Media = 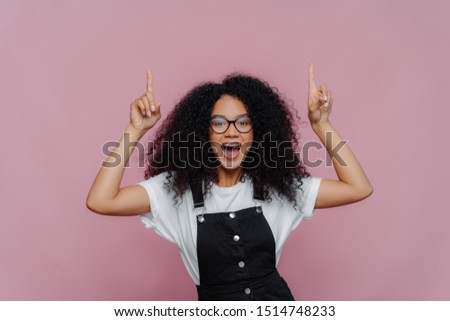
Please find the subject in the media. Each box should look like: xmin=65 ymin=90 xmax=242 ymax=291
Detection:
xmin=221 ymin=142 xmax=241 ymax=160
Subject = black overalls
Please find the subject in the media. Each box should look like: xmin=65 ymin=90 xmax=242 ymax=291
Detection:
xmin=190 ymin=178 xmax=295 ymax=301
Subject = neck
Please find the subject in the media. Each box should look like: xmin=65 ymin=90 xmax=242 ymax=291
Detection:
xmin=215 ymin=167 xmax=244 ymax=187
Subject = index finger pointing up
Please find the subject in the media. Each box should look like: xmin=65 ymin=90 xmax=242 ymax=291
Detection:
xmin=308 ymin=63 xmax=316 ymax=90
xmin=147 ymin=69 xmax=153 ymax=93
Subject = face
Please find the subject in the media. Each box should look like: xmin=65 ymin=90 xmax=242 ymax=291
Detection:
xmin=209 ymin=95 xmax=254 ymax=173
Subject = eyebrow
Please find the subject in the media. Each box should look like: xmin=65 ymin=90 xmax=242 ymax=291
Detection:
xmin=211 ymin=113 xmax=249 ymax=119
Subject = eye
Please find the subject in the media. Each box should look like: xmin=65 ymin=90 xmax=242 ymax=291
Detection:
xmin=211 ymin=119 xmax=226 ymax=126
xmin=237 ymin=118 xmax=251 ymax=126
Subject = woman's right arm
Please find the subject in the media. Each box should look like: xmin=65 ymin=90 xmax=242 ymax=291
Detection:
xmin=86 ymin=70 xmax=162 ymax=216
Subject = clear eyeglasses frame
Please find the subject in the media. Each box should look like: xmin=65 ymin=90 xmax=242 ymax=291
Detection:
xmin=209 ymin=115 xmax=253 ymax=134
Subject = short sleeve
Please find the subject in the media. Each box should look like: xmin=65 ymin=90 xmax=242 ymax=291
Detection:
xmin=136 ymin=172 xmax=179 ymax=244
xmin=296 ymin=177 xmax=322 ymax=220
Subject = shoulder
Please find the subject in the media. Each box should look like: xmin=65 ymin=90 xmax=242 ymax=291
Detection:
xmin=136 ymin=171 xmax=173 ymax=190
xmin=294 ymin=176 xmax=322 ymax=202
xmin=297 ymin=176 xmax=322 ymax=192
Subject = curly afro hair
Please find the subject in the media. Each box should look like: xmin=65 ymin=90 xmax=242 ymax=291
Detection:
xmin=144 ymin=73 xmax=310 ymax=206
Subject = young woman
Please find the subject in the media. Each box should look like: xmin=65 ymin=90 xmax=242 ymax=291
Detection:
xmin=86 ymin=65 xmax=373 ymax=300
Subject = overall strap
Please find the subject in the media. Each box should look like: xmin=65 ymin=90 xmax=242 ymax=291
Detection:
xmin=252 ymin=182 xmax=265 ymax=202
xmin=189 ymin=177 xmax=204 ymax=209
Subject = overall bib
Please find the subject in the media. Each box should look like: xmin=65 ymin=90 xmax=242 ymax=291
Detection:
xmin=190 ymin=178 xmax=295 ymax=301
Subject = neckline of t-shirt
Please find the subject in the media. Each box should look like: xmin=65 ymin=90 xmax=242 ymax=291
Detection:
xmin=211 ymin=180 xmax=244 ymax=192
xmin=211 ymin=178 xmax=247 ymax=193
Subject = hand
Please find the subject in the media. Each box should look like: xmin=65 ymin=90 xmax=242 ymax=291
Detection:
xmin=129 ymin=70 xmax=162 ymax=131
xmin=308 ymin=63 xmax=333 ymax=124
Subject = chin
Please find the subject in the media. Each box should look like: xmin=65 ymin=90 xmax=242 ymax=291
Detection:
xmin=217 ymin=157 xmax=245 ymax=171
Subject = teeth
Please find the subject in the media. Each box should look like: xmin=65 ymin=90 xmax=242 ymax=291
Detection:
xmin=222 ymin=143 xmax=240 ymax=148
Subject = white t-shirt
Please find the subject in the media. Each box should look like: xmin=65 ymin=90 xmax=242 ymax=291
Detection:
xmin=136 ymin=172 xmax=321 ymax=285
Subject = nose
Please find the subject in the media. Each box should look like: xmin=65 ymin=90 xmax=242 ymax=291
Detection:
xmin=225 ymin=122 xmax=239 ymax=136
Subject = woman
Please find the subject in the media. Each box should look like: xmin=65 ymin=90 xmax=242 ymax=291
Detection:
xmin=86 ymin=65 xmax=373 ymax=300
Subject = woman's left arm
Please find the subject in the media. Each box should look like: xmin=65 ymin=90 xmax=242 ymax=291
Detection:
xmin=307 ymin=64 xmax=373 ymax=208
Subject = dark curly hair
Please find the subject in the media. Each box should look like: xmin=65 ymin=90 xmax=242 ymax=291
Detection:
xmin=144 ymin=73 xmax=310 ymax=206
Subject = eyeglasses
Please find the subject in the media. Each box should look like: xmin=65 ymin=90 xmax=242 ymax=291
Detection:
xmin=209 ymin=115 xmax=253 ymax=134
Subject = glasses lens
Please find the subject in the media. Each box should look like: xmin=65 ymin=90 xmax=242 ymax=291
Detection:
xmin=210 ymin=118 xmax=228 ymax=133
xmin=235 ymin=117 xmax=252 ymax=133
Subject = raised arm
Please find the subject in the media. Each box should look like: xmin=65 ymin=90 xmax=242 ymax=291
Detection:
xmin=86 ymin=70 xmax=162 ymax=216
xmin=307 ymin=64 xmax=373 ymax=208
